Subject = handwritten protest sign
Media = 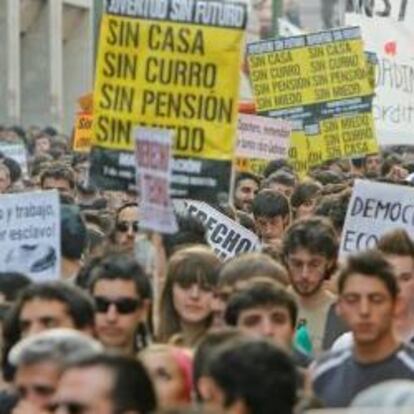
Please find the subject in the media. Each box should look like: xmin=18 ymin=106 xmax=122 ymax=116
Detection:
xmin=175 ymin=200 xmax=260 ymax=261
xmin=0 ymin=191 xmax=61 ymax=281
xmin=346 ymin=1 xmax=414 ymax=146
xmin=73 ymin=112 xmax=93 ymax=153
xmin=247 ymin=27 xmax=378 ymax=176
xmin=0 ymin=142 xmax=28 ymax=177
xmin=235 ymin=114 xmax=290 ymax=175
xmin=90 ymin=0 xmax=247 ymax=202
xmin=340 ymin=180 xmax=414 ymax=257
xmin=135 ymin=127 xmax=177 ymax=234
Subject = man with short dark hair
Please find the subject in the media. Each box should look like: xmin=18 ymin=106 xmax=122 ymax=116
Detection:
xmin=88 ymin=254 xmax=151 ymax=355
xmin=201 ymin=338 xmax=298 ymax=414
xmin=212 ymin=253 xmax=288 ymax=328
xmin=312 ymin=250 xmax=414 ymax=407
xmin=252 ymin=190 xmax=291 ymax=246
xmin=364 ymin=153 xmax=381 ymax=177
xmin=2 ymin=282 xmax=95 ymax=388
xmin=282 ymin=217 xmax=346 ymax=354
xmin=225 ymin=282 xmax=311 ymax=368
xmin=233 ymin=172 xmax=260 ymax=214
xmin=9 ymin=282 xmax=94 ymax=340
xmin=52 ymin=354 xmax=157 ymax=414
xmin=40 ymin=164 xmax=75 ymax=198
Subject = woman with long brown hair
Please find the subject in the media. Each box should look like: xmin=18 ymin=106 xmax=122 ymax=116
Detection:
xmin=158 ymin=245 xmax=221 ymax=348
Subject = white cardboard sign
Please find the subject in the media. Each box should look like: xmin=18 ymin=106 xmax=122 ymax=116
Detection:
xmin=177 ymin=200 xmax=261 ymax=261
xmin=0 ymin=190 xmax=61 ymax=281
xmin=340 ymin=180 xmax=414 ymax=256
xmin=346 ymin=1 xmax=414 ymax=145
xmin=237 ymin=114 xmax=291 ymax=160
xmin=135 ymin=127 xmax=178 ymax=234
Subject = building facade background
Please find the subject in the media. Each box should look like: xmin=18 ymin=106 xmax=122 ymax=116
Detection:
xmin=0 ymin=0 xmax=94 ymax=134
xmin=0 ymin=0 xmax=343 ymax=134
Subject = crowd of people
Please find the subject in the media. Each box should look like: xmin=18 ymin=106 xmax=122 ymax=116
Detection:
xmin=1 ymin=124 xmax=414 ymax=413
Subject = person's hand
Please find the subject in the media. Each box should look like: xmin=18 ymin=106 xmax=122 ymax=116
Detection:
xmin=388 ymin=165 xmax=408 ymax=181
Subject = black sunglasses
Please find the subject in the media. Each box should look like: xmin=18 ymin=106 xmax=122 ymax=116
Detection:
xmin=116 ymin=221 xmax=139 ymax=233
xmin=48 ymin=401 xmax=89 ymax=414
xmin=94 ymin=296 xmax=141 ymax=314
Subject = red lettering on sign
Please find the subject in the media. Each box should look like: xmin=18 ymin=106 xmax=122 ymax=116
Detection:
xmin=384 ymin=41 xmax=397 ymax=56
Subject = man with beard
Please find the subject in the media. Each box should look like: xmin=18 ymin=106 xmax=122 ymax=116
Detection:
xmin=282 ymin=217 xmax=346 ymax=355
xmin=233 ymin=172 xmax=260 ymax=214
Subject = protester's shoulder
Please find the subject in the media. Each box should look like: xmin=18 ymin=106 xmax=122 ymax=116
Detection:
xmin=395 ymin=343 xmax=414 ymax=373
xmin=311 ymin=348 xmax=353 ymax=381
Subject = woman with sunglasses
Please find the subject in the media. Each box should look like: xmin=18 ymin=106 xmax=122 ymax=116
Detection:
xmin=109 ymin=202 xmax=139 ymax=253
xmin=158 ymin=245 xmax=221 ymax=348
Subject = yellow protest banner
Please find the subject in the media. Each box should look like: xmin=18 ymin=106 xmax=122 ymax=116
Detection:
xmin=91 ymin=0 xmax=247 ymax=200
xmin=247 ymin=27 xmax=378 ymax=175
xmin=318 ymin=112 xmax=378 ymax=159
xmin=73 ymin=113 xmax=93 ymax=153
xmin=235 ymin=158 xmax=268 ymax=176
xmin=287 ymin=108 xmax=379 ymax=176
xmin=248 ymin=27 xmax=373 ymax=113
xmin=78 ymin=93 xmax=94 ymax=113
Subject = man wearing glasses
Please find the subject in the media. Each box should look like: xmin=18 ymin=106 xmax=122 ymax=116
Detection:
xmin=110 ymin=203 xmax=139 ymax=253
xmin=88 ymin=254 xmax=151 ymax=356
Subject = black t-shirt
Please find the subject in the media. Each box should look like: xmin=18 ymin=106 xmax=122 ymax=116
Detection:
xmin=312 ymin=344 xmax=414 ymax=407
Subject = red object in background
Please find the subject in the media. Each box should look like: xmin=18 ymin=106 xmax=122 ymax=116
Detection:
xmin=239 ymin=101 xmax=257 ymax=114
xmin=384 ymin=41 xmax=397 ymax=57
